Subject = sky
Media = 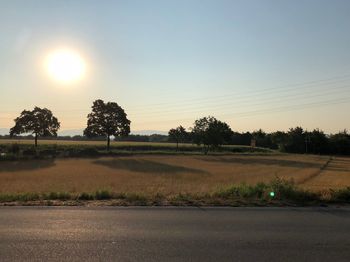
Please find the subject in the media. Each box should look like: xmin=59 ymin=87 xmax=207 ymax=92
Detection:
xmin=0 ymin=0 xmax=350 ymax=135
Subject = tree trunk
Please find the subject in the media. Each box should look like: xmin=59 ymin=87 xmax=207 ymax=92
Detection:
xmin=107 ymin=135 xmax=110 ymax=151
xmin=204 ymin=145 xmax=209 ymax=155
xmin=176 ymin=141 xmax=179 ymax=152
xmin=35 ymin=133 xmax=38 ymax=147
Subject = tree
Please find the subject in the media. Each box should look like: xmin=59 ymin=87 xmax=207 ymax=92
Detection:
xmin=10 ymin=107 xmax=60 ymax=147
xmin=231 ymin=131 xmax=252 ymax=146
xmin=84 ymin=99 xmax=131 ymax=150
xmin=308 ymin=129 xmax=329 ymax=154
xmin=252 ymin=129 xmax=273 ymax=148
xmin=270 ymin=131 xmax=288 ymax=151
xmin=191 ymin=116 xmax=233 ymax=154
xmin=285 ymin=127 xmax=306 ymax=153
xmin=329 ymin=130 xmax=350 ymax=155
xmin=168 ymin=125 xmax=188 ymax=151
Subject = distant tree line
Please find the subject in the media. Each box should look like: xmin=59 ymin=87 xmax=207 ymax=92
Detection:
xmin=3 ymin=101 xmax=350 ymax=155
xmin=236 ymin=127 xmax=350 ymax=155
xmin=168 ymin=121 xmax=350 ymax=155
xmin=1 ymin=133 xmax=168 ymax=143
xmin=169 ymin=116 xmax=233 ymax=154
xmin=114 ymin=134 xmax=168 ymax=143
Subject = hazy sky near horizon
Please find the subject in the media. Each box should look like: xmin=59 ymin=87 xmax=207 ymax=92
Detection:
xmin=1 ymin=0 xmax=350 ymax=134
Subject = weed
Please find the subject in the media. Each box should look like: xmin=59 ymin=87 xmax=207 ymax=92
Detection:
xmin=330 ymin=187 xmax=350 ymax=202
xmin=78 ymin=192 xmax=94 ymax=200
xmin=95 ymin=190 xmax=112 ymax=200
xmin=125 ymin=193 xmax=147 ymax=203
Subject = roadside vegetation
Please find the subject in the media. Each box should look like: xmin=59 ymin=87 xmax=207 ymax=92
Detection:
xmin=0 ymin=178 xmax=349 ymax=206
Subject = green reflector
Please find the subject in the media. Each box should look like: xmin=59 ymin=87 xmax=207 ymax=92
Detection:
xmin=270 ymin=192 xmax=275 ymax=197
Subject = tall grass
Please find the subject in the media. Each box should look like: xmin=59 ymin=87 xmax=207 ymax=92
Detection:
xmin=0 ymin=178 xmax=348 ymax=205
xmin=214 ymin=177 xmax=317 ymax=203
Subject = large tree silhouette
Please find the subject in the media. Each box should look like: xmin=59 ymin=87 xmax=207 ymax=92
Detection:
xmin=10 ymin=107 xmax=60 ymax=147
xmin=168 ymin=125 xmax=188 ymax=151
xmin=84 ymin=99 xmax=131 ymax=150
xmin=191 ymin=116 xmax=233 ymax=154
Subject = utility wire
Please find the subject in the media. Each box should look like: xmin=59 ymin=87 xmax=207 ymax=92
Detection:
xmin=135 ymin=97 xmax=350 ymax=126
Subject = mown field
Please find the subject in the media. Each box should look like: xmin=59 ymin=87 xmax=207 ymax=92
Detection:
xmin=0 ymin=154 xmax=349 ymax=195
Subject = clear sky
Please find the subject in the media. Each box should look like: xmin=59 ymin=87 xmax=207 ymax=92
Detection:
xmin=1 ymin=0 xmax=350 ymax=135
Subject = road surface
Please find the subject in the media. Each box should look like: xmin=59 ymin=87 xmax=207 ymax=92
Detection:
xmin=0 ymin=207 xmax=349 ymax=261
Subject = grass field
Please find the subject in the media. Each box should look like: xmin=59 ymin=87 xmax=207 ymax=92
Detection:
xmin=0 ymin=139 xmax=181 ymax=147
xmin=0 ymin=138 xmax=271 ymax=151
xmin=0 ymin=139 xmax=274 ymax=157
xmin=1 ymin=154 xmax=349 ymax=196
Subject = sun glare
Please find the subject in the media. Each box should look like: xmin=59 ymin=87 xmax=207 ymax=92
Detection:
xmin=46 ymin=49 xmax=86 ymax=84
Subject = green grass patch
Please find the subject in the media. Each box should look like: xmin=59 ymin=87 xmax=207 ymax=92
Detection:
xmin=0 ymin=140 xmax=275 ymax=161
xmin=214 ymin=177 xmax=318 ymax=203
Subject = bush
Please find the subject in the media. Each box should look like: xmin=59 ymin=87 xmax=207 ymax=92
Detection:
xmin=0 ymin=193 xmax=40 ymax=202
xmin=331 ymin=188 xmax=350 ymax=202
xmin=63 ymin=147 xmax=99 ymax=157
xmin=269 ymin=177 xmax=296 ymax=199
xmin=0 ymin=153 xmax=17 ymax=161
xmin=78 ymin=192 xmax=94 ymax=200
xmin=125 ymin=193 xmax=148 ymax=203
xmin=214 ymin=183 xmax=268 ymax=199
xmin=9 ymin=143 xmax=20 ymax=155
xmin=214 ymin=177 xmax=317 ymax=203
xmin=269 ymin=177 xmax=317 ymax=202
xmin=45 ymin=192 xmax=71 ymax=200
xmin=38 ymin=149 xmax=57 ymax=158
xmin=79 ymin=148 xmax=99 ymax=157
xmin=171 ymin=193 xmax=193 ymax=203
xmin=22 ymin=148 xmax=37 ymax=156
xmin=95 ymin=190 xmax=112 ymax=200
xmin=17 ymin=193 xmax=40 ymax=202
xmin=63 ymin=148 xmax=80 ymax=157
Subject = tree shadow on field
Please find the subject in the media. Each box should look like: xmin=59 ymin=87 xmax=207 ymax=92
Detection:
xmin=0 ymin=159 xmax=56 ymax=172
xmin=197 ymin=157 xmax=321 ymax=168
xmin=94 ymin=159 xmax=207 ymax=174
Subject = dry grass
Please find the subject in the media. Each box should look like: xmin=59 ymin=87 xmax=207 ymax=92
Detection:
xmin=301 ymin=156 xmax=350 ymax=191
xmin=1 ymin=154 xmax=348 ymax=195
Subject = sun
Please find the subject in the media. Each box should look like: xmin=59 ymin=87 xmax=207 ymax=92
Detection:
xmin=46 ymin=49 xmax=86 ymax=83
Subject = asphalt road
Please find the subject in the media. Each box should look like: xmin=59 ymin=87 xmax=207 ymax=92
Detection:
xmin=0 ymin=207 xmax=349 ymax=262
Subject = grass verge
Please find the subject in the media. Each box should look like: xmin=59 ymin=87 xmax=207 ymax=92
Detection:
xmin=0 ymin=178 xmax=349 ymax=206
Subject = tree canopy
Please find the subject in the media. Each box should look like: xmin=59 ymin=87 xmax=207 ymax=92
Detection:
xmin=84 ymin=99 xmax=131 ymax=150
xmin=168 ymin=125 xmax=188 ymax=150
xmin=191 ymin=116 xmax=233 ymax=153
xmin=10 ymin=107 xmax=60 ymax=147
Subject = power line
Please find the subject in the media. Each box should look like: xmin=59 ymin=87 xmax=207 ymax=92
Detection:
xmin=126 ymin=85 xmax=350 ymax=117
xmin=1 ymin=77 xmax=350 ymax=116
xmin=2 ymin=73 xmax=350 ymax=113
xmin=135 ymin=96 xmax=350 ymax=126
xmin=127 ymin=74 xmax=350 ymax=110
xmin=1 ymin=74 xmax=350 ymax=130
